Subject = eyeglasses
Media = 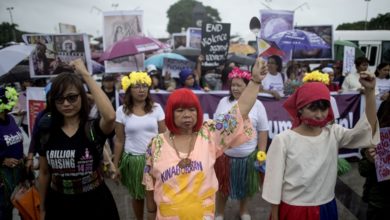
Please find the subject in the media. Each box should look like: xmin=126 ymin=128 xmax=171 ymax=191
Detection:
xmin=55 ymin=94 xmax=80 ymax=104
xmin=131 ymin=84 xmax=149 ymax=90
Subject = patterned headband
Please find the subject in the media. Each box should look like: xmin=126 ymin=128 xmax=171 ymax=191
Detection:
xmin=228 ymin=67 xmax=252 ymax=81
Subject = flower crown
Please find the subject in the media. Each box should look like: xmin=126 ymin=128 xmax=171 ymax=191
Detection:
xmin=228 ymin=67 xmax=252 ymax=81
xmin=121 ymin=71 xmax=152 ymax=91
xmin=0 ymin=87 xmax=19 ymax=113
xmin=302 ymin=70 xmax=330 ymax=85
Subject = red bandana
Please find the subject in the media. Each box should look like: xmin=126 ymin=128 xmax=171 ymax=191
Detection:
xmin=283 ymin=82 xmax=334 ymax=128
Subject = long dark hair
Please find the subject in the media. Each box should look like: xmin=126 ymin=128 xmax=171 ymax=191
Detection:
xmin=269 ymin=55 xmax=283 ymax=72
xmin=47 ymin=72 xmax=90 ymax=128
xmin=374 ymin=62 xmax=390 ymax=79
xmin=122 ymin=86 xmax=154 ymax=115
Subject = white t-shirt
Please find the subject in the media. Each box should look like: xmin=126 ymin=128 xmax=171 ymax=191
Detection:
xmin=262 ymin=72 xmax=285 ymax=97
xmin=342 ymin=72 xmax=379 ymax=95
xmin=376 ymin=77 xmax=390 ymax=109
xmin=214 ymin=97 xmax=269 ymax=157
xmin=116 ymin=103 xmax=165 ymax=155
xmin=262 ymin=114 xmax=379 ymax=206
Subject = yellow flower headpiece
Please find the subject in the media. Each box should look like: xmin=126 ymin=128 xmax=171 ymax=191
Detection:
xmin=0 ymin=87 xmax=19 ymax=113
xmin=302 ymin=70 xmax=330 ymax=85
xmin=121 ymin=71 xmax=152 ymax=91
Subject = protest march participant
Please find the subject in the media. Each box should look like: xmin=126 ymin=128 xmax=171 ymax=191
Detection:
xmin=113 ymin=71 xmax=165 ymax=220
xmin=0 ymin=86 xmax=24 ymax=220
xmin=142 ymin=58 xmax=267 ymax=219
xmin=38 ymin=59 xmax=119 ymax=220
xmin=262 ymin=71 xmax=379 ymax=220
xmin=214 ymin=67 xmax=269 ymax=220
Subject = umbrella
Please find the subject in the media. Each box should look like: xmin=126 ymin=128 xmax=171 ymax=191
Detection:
xmin=268 ymin=29 xmax=330 ymax=51
xmin=172 ymin=47 xmax=200 ymax=58
xmin=228 ymin=43 xmax=256 ymax=55
xmin=228 ymin=54 xmax=256 ymax=66
xmin=0 ymin=44 xmax=36 ymax=76
xmin=0 ymin=65 xmax=30 ymax=83
xmin=334 ymin=40 xmax=365 ymax=61
xmin=91 ymin=60 xmax=105 ymax=74
xmin=99 ymin=36 xmax=165 ymax=61
xmin=144 ymin=53 xmax=188 ymax=69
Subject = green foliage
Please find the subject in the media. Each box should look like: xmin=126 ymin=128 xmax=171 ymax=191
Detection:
xmin=166 ymin=0 xmax=221 ymax=34
xmin=0 ymin=22 xmax=32 ymax=45
xmin=337 ymin=12 xmax=390 ymax=30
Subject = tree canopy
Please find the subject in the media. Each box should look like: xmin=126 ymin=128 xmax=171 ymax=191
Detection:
xmin=166 ymin=0 xmax=221 ymax=34
xmin=0 ymin=22 xmax=33 ymax=46
xmin=337 ymin=13 xmax=390 ymax=30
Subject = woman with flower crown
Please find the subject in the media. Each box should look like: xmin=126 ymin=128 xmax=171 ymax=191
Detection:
xmin=0 ymin=86 xmax=24 ymax=220
xmin=262 ymin=69 xmax=380 ymax=220
xmin=112 ymin=71 xmax=166 ymax=220
xmin=142 ymin=58 xmax=267 ymax=220
xmin=213 ymin=67 xmax=269 ymax=220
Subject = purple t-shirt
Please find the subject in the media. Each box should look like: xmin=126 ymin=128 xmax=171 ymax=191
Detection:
xmin=0 ymin=115 xmax=24 ymax=160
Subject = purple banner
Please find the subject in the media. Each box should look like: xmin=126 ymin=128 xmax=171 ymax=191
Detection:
xmin=121 ymin=91 xmax=362 ymax=156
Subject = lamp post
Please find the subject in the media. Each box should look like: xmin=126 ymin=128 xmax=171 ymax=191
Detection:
xmin=192 ymin=2 xmax=206 ymax=28
xmin=364 ymin=0 xmax=371 ymax=30
xmin=6 ymin=7 xmax=16 ymax=41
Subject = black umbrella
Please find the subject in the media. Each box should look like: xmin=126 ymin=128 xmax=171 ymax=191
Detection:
xmin=227 ymin=54 xmax=256 ymax=66
xmin=0 ymin=65 xmax=31 ymax=83
xmin=172 ymin=47 xmax=201 ymax=62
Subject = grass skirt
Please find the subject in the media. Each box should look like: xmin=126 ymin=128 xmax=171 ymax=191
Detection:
xmin=119 ymin=153 xmax=145 ymax=200
xmin=215 ymin=151 xmax=258 ymax=200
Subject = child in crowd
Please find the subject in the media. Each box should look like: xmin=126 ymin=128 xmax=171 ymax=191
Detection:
xmin=262 ymin=72 xmax=379 ymax=220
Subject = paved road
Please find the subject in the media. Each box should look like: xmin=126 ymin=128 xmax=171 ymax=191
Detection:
xmin=105 ymin=161 xmax=365 ymax=220
xmin=12 ymin=161 xmax=365 ymax=220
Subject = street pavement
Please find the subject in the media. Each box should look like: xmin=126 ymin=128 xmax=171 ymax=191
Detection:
xmin=105 ymin=160 xmax=366 ymax=220
xmin=12 ymin=160 xmax=365 ymax=220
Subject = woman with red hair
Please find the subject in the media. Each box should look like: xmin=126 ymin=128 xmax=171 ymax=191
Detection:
xmin=142 ymin=59 xmax=267 ymax=219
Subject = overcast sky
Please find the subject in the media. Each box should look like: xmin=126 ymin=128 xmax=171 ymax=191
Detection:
xmin=1 ymin=0 xmax=389 ymax=41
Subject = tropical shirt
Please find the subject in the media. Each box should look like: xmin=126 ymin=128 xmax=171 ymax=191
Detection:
xmin=142 ymin=104 xmax=254 ymax=219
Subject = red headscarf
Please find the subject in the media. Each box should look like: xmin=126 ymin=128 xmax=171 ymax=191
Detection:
xmin=283 ymin=82 xmax=334 ymax=128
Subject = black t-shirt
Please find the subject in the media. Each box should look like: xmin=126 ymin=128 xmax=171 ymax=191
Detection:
xmin=103 ymin=89 xmax=116 ymax=110
xmin=39 ymin=119 xmax=106 ymax=179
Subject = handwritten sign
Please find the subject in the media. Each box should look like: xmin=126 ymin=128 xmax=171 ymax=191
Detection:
xmin=343 ymin=46 xmax=355 ymax=75
xmin=375 ymin=127 xmax=390 ymax=182
xmin=201 ymin=23 xmax=230 ymax=67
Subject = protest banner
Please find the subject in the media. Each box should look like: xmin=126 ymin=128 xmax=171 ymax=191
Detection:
xmin=103 ymin=10 xmax=144 ymax=73
xmin=26 ymin=87 xmax=46 ymax=136
xmin=292 ymin=25 xmax=333 ymax=61
xmin=23 ymin=34 xmax=92 ymax=78
xmin=201 ymin=23 xmax=230 ymax=67
xmin=59 ymin=23 xmax=77 ymax=34
xmin=186 ymin=27 xmax=202 ymax=49
xmin=172 ymin=33 xmax=187 ymax=49
xmin=260 ymin=10 xmax=294 ymax=63
xmin=343 ymin=46 xmax=355 ymax=75
xmin=118 ymin=91 xmax=362 ymax=157
xmin=162 ymin=58 xmax=196 ymax=78
xmin=375 ymin=127 xmax=390 ymax=182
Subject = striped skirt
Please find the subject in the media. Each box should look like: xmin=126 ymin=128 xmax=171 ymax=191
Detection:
xmin=214 ymin=151 xmax=259 ymax=200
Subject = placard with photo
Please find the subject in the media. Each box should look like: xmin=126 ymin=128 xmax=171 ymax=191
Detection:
xmin=23 ymin=33 xmax=92 ymax=78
